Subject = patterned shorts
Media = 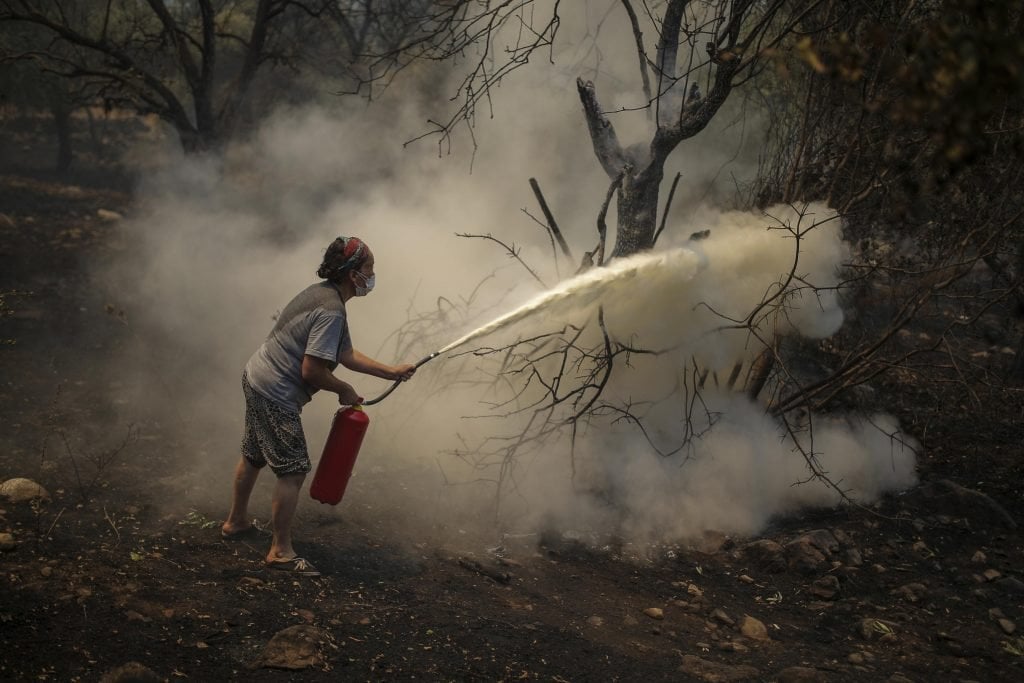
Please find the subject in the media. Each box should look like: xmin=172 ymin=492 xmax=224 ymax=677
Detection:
xmin=241 ymin=373 xmax=311 ymax=476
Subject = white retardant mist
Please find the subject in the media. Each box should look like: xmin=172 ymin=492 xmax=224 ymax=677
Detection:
xmin=436 ymin=248 xmax=703 ymax=354
xmin=365 ymin=248 xmax=702 ymax=405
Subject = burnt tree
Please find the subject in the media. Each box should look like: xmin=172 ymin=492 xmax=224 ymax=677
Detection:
xmin=577 ymin=0 xmax=819 ymax=259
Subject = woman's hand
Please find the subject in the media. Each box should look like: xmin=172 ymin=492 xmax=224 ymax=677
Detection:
xmin=336 ymin=383 xmax=364 ymax=406
xmin=391 ymin=364 xmax=416 ymax=381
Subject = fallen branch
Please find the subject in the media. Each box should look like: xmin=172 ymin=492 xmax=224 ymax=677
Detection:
xmin=456 ymin=557 xmax=512 ymax=584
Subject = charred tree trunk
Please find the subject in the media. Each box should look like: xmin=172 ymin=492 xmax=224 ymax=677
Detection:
xmin=614 ymin=165 xmax=664 ymax=256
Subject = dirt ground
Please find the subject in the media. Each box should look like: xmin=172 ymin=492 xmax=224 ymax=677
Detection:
xmin=2 ymin=118 xmax=1023 ymax=682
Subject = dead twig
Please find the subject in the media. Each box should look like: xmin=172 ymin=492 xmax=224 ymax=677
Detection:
xmin=456 ymin=556 xmax=512 ymax=584
xmin=529 ymin=177 xmax=573 ymax=268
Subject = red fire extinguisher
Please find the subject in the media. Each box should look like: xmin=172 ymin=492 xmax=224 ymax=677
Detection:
xmin=309 ymin=351 xmax=438 ymax=505
xmin=310 ymin=406 xmax=370 ymax=505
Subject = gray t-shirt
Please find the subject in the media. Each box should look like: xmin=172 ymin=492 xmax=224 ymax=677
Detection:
xmin=245 ymin=281 xmax=353 ymax=410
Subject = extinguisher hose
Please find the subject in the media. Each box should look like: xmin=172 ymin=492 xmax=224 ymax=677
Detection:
xmin=361 ymin=351 xmax=440 ymax=406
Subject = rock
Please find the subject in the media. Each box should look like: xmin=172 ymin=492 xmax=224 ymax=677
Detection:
xmin=696 ymin=530 xmax=729 ymax=554
xmin=739 ymin=615 xmax=769 ymax=640
xmin=587 ymin=616 xmax=604 ymax=627
xmin=717 ymin=641 xmax=749 ymax=653
xmin=710 ymin=608 xmax=734 ymax=626
xmin=679 ymin=655 xmax=759 ymax=682
xmin=971 ymin=550 xmax=987 ymax=564
xmin=99 ymin=662 xmax=161 ymax=682
xmin=857 ymin=618 xmax=897 ymax=641
xmin=911 ymin=540 xmax=931 ymax=556
xmin=870 ymin=563 xmax=886 ymax=574
xmin=688 ymin=583 xmax=705 ymax=598
xmin=0 ymin=533 xmax=15 ymax=552
xmin=0 ymin=213 xmax=16 ymax=229
xmin=982 ymin=569 xmax=1001 ymax=582
xmin=799 ymin=529 xmax=840 ymax=555
xmin=847 ymin=652 xmax=864 ymax=664
xmin=738 ymin=574 xmax=754 ymax=584
xmin=97 ymin=209 xmax=124 ymax=222
xmin=785 ymin=540 xmax=827 ymax=574
xmin=995 ymin=577 xmax=1024 ymax=595
xmin=0 ymin=478 xmax=51 ymax=503
xmin=934 ymin=631 xmax=983 ymax=658
xmin=643 ymin=607 xmax=664 ymax=620
xmin=998 ymin=618 xmax=1016 ymax=635
xmin=892 ymin=582 xmax=928 ymax=603
xmin=910 ymin=480 xmax=1017 ymax=530
xmin=742 ymin=539 xmax=786 ymax=573
xmin=40 ymin=565 xmax=52 ymax=577
xmin=887 ymin=675 xmax=914 ymax=683
xmin=843 ymin=548 xmax=863 ymax=567
xmin=810 ymin=575 xmax=840 ymax=600
xmin=623 ymin=615 xmax=639 ymax=626
xmin=774 ymin=666 xmax=828 ymax=683
xmin=255 ymin=625 xmax=327 ymax=670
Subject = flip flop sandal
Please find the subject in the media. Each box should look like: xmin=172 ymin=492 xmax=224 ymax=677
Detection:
xmin=220 ymin=524 xmax=268 ymax=541
xmin=265 ymin=556 xmax=321 ymax=577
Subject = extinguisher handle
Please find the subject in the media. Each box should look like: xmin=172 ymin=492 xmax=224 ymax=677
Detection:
xmin=362 ymin=351 xmax=439 ymax=406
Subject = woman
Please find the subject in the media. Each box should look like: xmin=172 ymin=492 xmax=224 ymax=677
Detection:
xmin=221 ymin=236 xmax=415 ymax=576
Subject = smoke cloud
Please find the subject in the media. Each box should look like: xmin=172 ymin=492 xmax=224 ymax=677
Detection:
xmin=95 ymin=4 xmax=916 ymax=547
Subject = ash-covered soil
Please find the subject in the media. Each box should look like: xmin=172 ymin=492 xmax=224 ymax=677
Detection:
xmin=2 ymin=140 xmax=1023 ymax=682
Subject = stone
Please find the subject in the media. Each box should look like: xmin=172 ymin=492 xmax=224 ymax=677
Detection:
xmin=0 ymin=478 xmax=50 ymax=503
xmin=774 ymin=666 xmax=828 ymax=683
xmin=785 ymin=540 xmax=827 ymax=574
xmin=742 ymin=539 xmax=786 ymax=573
xmin=809 ymin=575 xmax=840 ymax=600
xmin=998 ymin=618 xmax=1016 ymax=635
xmin=710 ymin=608 xmax=734 ymax=626
xmin=982 ymin=569 xmax=1001 ymax=582
xmin=996 ymin=577 xmax=1024 ymax=594
xmin=892 ymin=582 xmax=928 ymax=603
xmin=971 ymin=550 xmax=987 ymax=564
xmin=97 ymin=209 xmax=124 ymax=222
xmin=739 ymin=615 xmax=769 ymax=640
xmin=857 ymin=618 xmax=897 ymax=641
xmin=0 ymin=533 xmax=15 ymax=552
xmin=643 ymin=607 xmax=664 ymax=620
xmin=738 ymin=575 xmax=754 ymax=584
xmin=909 ymin=480 xmax=1016 ymax=530
xmin=679 ymin=655 xmax=759 ymax=682
xmin=887 ymin=675 xmax=913 ymax=683
xmin=843 ymin=548 xmax=863 ymax=567
xmin=99 ymin=662 xmax=161 ymax=683
xmin=847 ymin=652 xmax=864 ymax=664
xmin=587 ymin=616 xmax=604 ymax=627
xmin=799 ymin=529 xmax=840 ymax=555
xmin=717 ymin=641 xmax=748 ymax=653
xmin=255 ymin=625 xmax=327 ymax=670
xmin=696 ymin=530 xmax=729 ymax=554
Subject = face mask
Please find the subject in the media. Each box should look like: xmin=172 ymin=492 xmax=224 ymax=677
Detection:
xmin=353 ymin=271 xmax=375 ymax=296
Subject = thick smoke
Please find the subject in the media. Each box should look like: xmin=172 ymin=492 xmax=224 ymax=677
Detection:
xmin=97 ymin=3 xmax=916 ymax=545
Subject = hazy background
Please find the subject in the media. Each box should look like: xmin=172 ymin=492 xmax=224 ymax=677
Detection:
xmin=92 ymin=3 xmax=917 ymax=547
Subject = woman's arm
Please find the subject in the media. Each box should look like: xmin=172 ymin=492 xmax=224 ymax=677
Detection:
xmin=338 ymin=348 xmax=416 ymax=381
xmin=301 ymin=355 xmax=364 ymax=405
